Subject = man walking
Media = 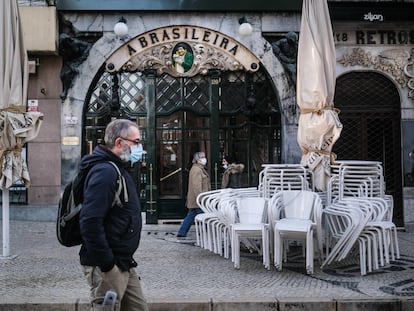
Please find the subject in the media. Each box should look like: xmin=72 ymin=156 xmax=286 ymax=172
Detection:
xmin=79 ymin=119 xmax=148 ymax=310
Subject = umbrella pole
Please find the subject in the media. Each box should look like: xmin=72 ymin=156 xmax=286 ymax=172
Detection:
xmin=2 ymin=189 xmax=10 ymax=257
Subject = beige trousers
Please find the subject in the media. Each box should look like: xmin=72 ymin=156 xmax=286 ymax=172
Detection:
xmin=82 ymin=265 xmax=149 ymax=311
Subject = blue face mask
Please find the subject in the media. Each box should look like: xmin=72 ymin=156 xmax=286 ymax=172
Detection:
xmin=129 ymin=144 xmax=143 ymax=164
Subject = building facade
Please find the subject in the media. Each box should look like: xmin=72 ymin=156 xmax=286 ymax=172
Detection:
xmin=15 ymin=0 xmax=414 ymax=228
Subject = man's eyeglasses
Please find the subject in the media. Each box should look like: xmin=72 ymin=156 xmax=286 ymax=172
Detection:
xmin=120 ymin=137 xmax=140 ymax=145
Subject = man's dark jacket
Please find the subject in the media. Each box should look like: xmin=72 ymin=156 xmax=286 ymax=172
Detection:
xmin=78 ymin=145 xmax=142 ymax=272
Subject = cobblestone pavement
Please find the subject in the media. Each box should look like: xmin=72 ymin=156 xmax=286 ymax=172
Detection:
xmin=1 ymin=220 xmax=414 ymax=305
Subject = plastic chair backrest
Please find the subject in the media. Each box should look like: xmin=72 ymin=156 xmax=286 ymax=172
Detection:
xmin=236 ymin=197 xmax=267 ymax=224
xmin=281 ymin=190 xmax=315 ymax=219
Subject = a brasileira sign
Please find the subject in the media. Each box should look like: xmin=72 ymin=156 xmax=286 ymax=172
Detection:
xmin=106 ymin=26 xmax=260 ymax=77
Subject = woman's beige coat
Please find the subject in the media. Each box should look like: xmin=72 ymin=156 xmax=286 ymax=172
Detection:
xmin=186 ymin=163 xmax=210 ymax=208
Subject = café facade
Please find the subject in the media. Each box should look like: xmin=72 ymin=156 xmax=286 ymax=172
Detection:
xmin=16 ymin=0 xmax=414 ymax=228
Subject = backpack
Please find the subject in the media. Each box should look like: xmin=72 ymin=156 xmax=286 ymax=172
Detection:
xmin=56 ymin=161 xmax=128 ymax=247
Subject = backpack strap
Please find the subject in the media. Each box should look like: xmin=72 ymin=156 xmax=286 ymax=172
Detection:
xmin=64 ymin=181 xmax=83 ymax=222
xmin=108 ymin=161 xmax=129 ymax=207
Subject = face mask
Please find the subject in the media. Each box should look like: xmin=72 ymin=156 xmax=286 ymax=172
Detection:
xmin=199 ymin=158 xmax=207 ymax=166
xmin=223 ymin=164 xmax=228 ymax=169
xmin=129 ymin=144 xmax=143 ymax=164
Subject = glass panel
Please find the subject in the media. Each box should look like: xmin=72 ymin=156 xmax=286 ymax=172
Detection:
xmin=218 ymin=109 xmax=280 ymax=188
xmin=156 ymin=111 xmax=211 ymax=199
xmin=87 ymin=76 xmax=113 ymax=118
xmin=119 ymin=72 xmax=147 ymax=115
xmin=157 ymin=112 xmax=183 ymax=199
xmin=183 ymin=112 xmax=211 ymax=178
xmin=155 ymin=74 xmax=210 ymax=114
xmin=221 ymin=71 xmax=245 ymax=114
xmin=183 ymin=76 xmax=209 ymax=113
xmin=156 ymin=75 xmax=182 ymax=113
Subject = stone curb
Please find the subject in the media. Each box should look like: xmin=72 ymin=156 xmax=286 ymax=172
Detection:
xmin=0 ymin=298 xmax=413 ymax=311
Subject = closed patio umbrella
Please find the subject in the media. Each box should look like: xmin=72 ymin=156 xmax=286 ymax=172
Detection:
xmin=1 ymin=0 xmax=43 ymax=257
xmin=297 ymin=0 xmax=342 ymax=191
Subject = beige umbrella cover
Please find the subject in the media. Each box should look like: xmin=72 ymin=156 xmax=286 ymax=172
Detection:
xmin=297 ymin=0 xmax=342 ymax=191
xmin=1 ymin=0 xmax=43 ymax=189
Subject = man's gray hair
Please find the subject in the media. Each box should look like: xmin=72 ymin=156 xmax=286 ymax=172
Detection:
xmin=192 ymin=151 xmax=205 ymax=163
xmin=104 ymin=119 xmax=138 ymax=148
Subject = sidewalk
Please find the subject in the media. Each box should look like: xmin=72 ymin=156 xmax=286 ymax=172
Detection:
xmin=1 ymin=219 xmax=414 ymax=310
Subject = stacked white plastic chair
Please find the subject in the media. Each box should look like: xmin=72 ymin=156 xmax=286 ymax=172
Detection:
xmin=322 ymin=197 xmax=390 ymax=275
xmin=264 ymin=190 xmax=323 ymax=274
xmin=195 ymin=189 xmax=224 ymax=250
xmin=322 ymin=160 xmax=400 ymax=275
xmin=328 ymin=160 xmax=384 ymax=204
xmin=322 ymin=199 xmax=367 ymax=272
xmin=211 ymin=188 xmax=260 ymax=258
xmin=258 ymin=164 xmax=313 ymax=199
xmin=229 ymin=196 xmax=268 ymax=269
xmin=363 ymin=197 xmax=400 ymax=265
xmin=257 ymin=164 xmax=316 ymax=270
xmin=195 ymin=187 xmax=262 ymax=260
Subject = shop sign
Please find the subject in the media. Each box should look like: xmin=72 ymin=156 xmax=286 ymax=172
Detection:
xmin=334 ymin=29 xmax=414 ymax=45
xmin=62 ymin=136 xmax=80 ymax=146
xmin=106 ymin=26 xmax=260 ymax=75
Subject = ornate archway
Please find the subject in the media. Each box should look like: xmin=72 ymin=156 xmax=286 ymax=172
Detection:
xmin=61 ymin=22 xmax=298 ymax=190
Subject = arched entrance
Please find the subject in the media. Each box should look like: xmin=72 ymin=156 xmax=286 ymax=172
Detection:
xmin=333 ymin=71 xmax=403 ymax=225
xmin=83 ymin=30 xmax=282 ymax=223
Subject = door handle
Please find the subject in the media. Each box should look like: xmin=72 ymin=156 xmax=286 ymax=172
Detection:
xmin=160 ymin=167 xmax=182 ymax=182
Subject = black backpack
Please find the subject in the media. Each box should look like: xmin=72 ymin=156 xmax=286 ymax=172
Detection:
xmin=56 ymin=161 xmax=128 ymax=247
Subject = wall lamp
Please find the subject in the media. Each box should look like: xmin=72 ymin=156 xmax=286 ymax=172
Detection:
xmin=239 ymin=16 xmax=253 ymax=36
xmin=114 ymin=17 xmax=129 ymax=38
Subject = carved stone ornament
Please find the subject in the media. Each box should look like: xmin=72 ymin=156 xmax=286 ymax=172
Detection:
xmin=121 ymin=42 xmax=248 ymax=77
xmin=338 ymin=47 xmax=414 ymax=100
xmin=105 ymin=26 xmax=260 ymax=77
xmin=404 ymin=49 xmax=414 ymax=100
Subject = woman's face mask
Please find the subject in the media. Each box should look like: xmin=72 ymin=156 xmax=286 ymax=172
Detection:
xmin=129 ymin=144 xmax=144 ymax=164
xmin=199 ymin=158 xmax=207 ymax=166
